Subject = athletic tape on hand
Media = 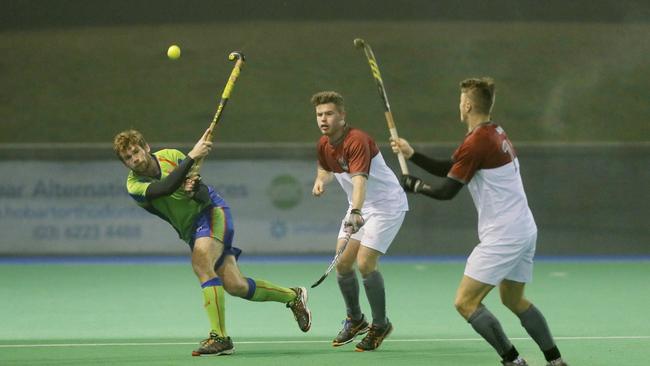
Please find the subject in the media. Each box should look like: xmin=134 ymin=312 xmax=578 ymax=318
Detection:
xmin=413 ymin=179 xmax=423 ymax=193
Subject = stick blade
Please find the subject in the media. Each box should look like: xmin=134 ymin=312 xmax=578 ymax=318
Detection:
xmin=311 ymin=274 xmax=328 ymax=288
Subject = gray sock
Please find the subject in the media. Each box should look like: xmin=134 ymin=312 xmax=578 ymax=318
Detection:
xmin=337 ymin=271 xmax=362 ymax=320
xmin=468 ymin=305 xmax=513 ymax=357
xmin=362 ymin=271 xmax=387 ymax=326
xmin=518 ymin=304 xmax=556 ymax=352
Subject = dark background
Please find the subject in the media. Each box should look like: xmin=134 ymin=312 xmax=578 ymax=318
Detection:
xmin=1 ymin=0 xmax=648 ymax=255
xmin=3 ymin=0 xmax=650 ymax=29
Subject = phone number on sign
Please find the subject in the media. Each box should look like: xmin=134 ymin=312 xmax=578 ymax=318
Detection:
xmin=32 ymin=225 xmax=142 ymax=240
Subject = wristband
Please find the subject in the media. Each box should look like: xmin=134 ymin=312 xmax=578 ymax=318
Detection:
xmin=350 ymin=208 xmax=362 ymax=215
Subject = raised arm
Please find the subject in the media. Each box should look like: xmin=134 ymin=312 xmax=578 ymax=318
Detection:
xmin=400 ymin=175 xmax=463 ymax=201
xmin=145 ymin=157 xmax=196 ymax=200
xmin=390 ymin=137 xmax=453 ymax=177
xmin=146 ymin=129 xmax=212 ymax=200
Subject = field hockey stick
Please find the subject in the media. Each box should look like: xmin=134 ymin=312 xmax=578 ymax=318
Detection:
xmin=191 ymin=51 xmax=245 ymax=175
xmin=353 ymin=38 xmax=409 ymax=175
xmin=311 ymin=231 xmax=353 ymax=288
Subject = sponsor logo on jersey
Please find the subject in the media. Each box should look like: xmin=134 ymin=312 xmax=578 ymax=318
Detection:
xmin=337 ymin=157 xmax=349 ymax=172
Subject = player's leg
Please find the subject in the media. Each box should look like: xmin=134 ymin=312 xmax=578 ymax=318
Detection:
xmin=353 ymin=211 xmax=405 ymax=352
xmin=355 ymin=245 xmax=393 ymax=352
xmin=460 ymin=241 xmax=531 ymax=365
xmin=192 ymin=206 xmax=233 ymax=338
xmin=500 ymin=281 xmax=565 ymax=365
xmin=190 ymin=205 xmax=240 ymax=356
xmin=500 ymin=234 xmax=568 ymax=366
xmin=218 ymin=254 xmax=294 ymax=302
xmin=456 ymin=275 xmax=526 ymax=365
xmin=357 ymin=246 xmax=386 ymax=325
xmin=192 ymin=236 xmax=226 ymax=336
xmin=216 ymin=254 xmax=312 ymax=332
xmin=209 ymin=206 xmax=294 ymax=303
xmin=191 ymin=236 xmax=234 ymax=356
xmin=336 ymin=236 xmax=362 ymax=318
xmin=332 ymin=236 xmax=368 ymax=346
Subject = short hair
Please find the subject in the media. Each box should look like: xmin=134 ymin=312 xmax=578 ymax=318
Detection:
xmin=113 ymin=129 xmax=147 ymax=160
xmin=460 ymin=77 xmax=496 ymax=114
xmin=310 ymin=91 xmax=345 ymax=112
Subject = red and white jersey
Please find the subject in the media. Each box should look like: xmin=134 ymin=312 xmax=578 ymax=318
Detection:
xmin=448 ymin=122 xmax=537 ymax=243
xmin=317 ymin=127 xmax=408 ymax=214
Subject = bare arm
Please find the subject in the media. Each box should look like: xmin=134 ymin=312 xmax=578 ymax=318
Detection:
xmin=350 ymin=174 xmax=367 ymax=210
xmin=312 ymin=165 xmax=334 ymax=197
xmin=343 ymin=174 xmax=368 ymax=233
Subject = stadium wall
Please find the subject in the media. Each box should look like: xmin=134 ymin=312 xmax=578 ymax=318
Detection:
xmin=2 ymin=0 xmax=648 ymax=30
xmin=1 ymin=144 xmax=647 ymax=256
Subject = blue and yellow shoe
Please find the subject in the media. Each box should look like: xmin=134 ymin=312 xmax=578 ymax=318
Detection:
xmin=332 ymin=315 xmax=370 ymax=347
xmin=191 ymin=332 xmax=234 ymax=356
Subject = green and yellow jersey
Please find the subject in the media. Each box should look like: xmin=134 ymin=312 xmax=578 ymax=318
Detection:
xmin=126 ymin=149 xmax=214 ymax=242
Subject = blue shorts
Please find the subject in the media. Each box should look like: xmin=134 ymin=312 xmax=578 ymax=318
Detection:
xmin=189 ymin=188 xmax=242 ymax=270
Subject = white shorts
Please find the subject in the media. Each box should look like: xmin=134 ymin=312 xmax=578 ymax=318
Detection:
xmin=464 ymin=232 xmax=537 ymax=286
xmin=337 ymin=210 xmax=406 ymax=254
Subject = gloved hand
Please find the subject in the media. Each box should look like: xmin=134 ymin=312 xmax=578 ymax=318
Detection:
xmin=400 ymin=174 xmax=424 ymax=193
xmin=344 ymin=208 xmax=365 ymax=234
xmin=184 ymin=175 xmax=201 ymax=195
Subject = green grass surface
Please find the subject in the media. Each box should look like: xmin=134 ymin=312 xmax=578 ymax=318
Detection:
xmin=0 ymin=260 xmax=648 ymax=365
xmin=2 ymin=21 xmax=650 ymax=143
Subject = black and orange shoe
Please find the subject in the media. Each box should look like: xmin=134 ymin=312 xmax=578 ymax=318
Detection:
xmin=546 ymin=358 xmax=568 ymax=366
xmin=332 ymin=315 xmax=370 ymax=347
xmin=502 ymin=357 xmax=529 ymax=366
xmin=191 ymin=332 xmax=234 ymax=356
xmin=287 ymin=287 xmax=312 ymax=332
xmin=354 ymin=320 xmax=393 ymax=352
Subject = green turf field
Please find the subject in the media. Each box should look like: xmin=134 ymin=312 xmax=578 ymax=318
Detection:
xmin=2 ymin=21 xmax=650 ymax=144
xmin=0 ymin=260 xmax=648 ymax=365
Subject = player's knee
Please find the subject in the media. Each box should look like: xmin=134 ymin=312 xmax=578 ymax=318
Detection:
xmin=223 ymin=277 xmax=248 ymax=297
xmin=454 ymin=298 xmax=476 ymax=319
xmin=357 ymin=262 xmax=376 ymax=277
xmin=501 ymin=296 xmax=516 ymax=310
xmin=335 ymin=259 xmax=354 ymax=274
xmin=453 ymin=298 xmax=465 ymax=313
xmin=191 ymin=259 xmax=211 ymax=279
xmin=356 ymin=257 xmax=377 ymax=276
xmin=501 ymin=296 xmax=529 ymax=313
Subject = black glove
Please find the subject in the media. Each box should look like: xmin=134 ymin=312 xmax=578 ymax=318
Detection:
xmin=192 ymin=181 xmax=212 ymax=205
xmin=185 ymin=175 xmax=210 ymax=205
xmin=344 ymin=208 xmax=365 ymax=234
xmin=401 ymin=175 xmax=424 ymax=193
xmin=184 ymin=175 xmax=202 ymax=193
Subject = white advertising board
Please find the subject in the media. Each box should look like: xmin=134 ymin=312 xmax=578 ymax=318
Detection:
xmin=0 ymin=161 xmax=347 ymax=255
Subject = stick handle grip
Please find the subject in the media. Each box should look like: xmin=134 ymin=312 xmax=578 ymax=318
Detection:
xmin=190 ymin=54 xmax=245 ymax=176
xmin=385 ymin=112 xmax=409 ymax=175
